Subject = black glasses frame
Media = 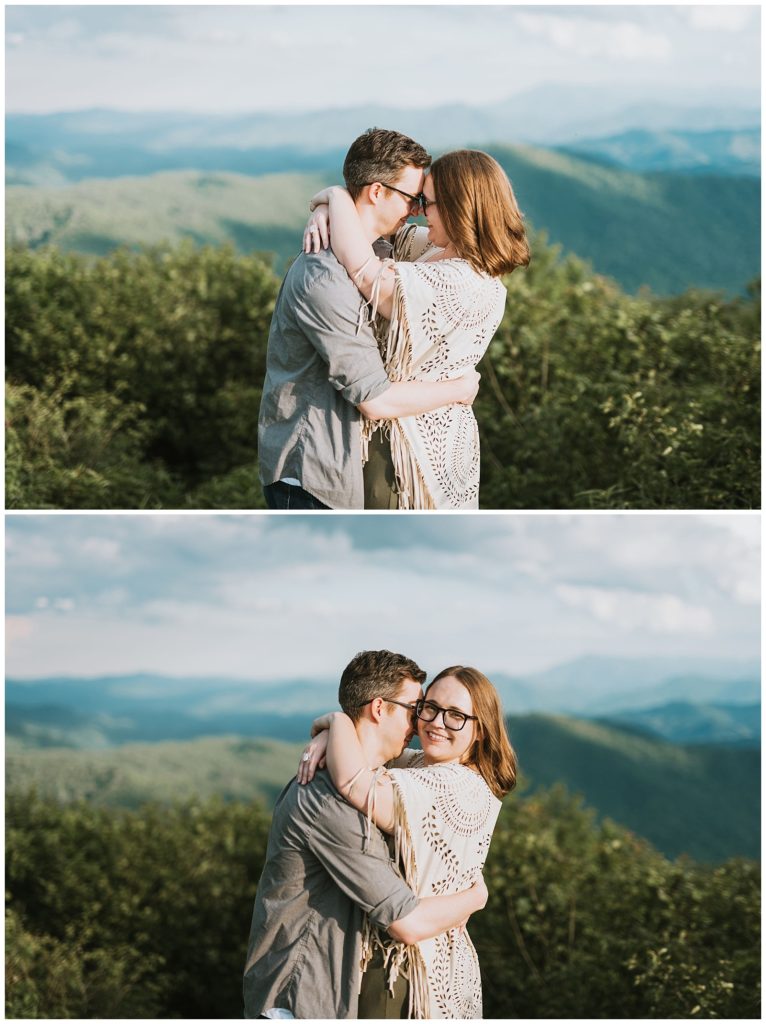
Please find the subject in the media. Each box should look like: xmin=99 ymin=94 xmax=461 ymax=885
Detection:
xmin=355 ymin=697 xmax=419 ymax=713
xmin=362 ymin=180 xmax=424 ymax=210
xmin=415 ymin=698 xmax=478 ymax=732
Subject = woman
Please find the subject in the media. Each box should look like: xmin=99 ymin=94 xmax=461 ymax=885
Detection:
xmin=304 ymin=150 xmax=530 ymax=509
xmin=298 ymin=666 xmax=517 ymax=1019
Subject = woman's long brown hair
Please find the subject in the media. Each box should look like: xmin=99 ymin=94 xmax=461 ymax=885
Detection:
xmin=430 ymin=149 xmax=530 ymax=278
xmin=428 ymin=665 xmax=517 ymax=798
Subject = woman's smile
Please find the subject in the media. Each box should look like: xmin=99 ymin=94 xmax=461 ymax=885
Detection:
xmin=418 ymin=675 xmax=477 ymax=764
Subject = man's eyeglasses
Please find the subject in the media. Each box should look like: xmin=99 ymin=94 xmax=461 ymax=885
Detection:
xmin=363 ymin=181 xmax=424 ymax=211
xmin=355 ymin=697 xmax=419 ymax=713
xmin=415 ymin=699 xmax=477 ymax=732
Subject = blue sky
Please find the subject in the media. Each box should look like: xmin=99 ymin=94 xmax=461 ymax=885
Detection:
xmin=5 ymin=5 xmax=760 ymax=114
xmin=5 ymin=514 xmax=760 ymax=680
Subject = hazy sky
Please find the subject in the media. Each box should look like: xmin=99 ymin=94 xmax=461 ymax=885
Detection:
xmin=5 ymin=513 xmax=760 ymax=680
xmin=5 ymin=4 xmax=761 ymax=114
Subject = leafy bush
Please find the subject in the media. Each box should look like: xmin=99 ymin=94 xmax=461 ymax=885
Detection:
xmin=5 ymin=378 xmax=176 ymax=509
xmin=6 ymin=243 xmax=275 ymax=509
xmin=5 ymin=240 xmax=760 ymax=508
xmin=5 ymin=787 xmax=760 ymax=1019
xmin=477 ymin=238 xmax=760 ymax=508
xmin=474 ymin=786 xmax=760 ymax=1018
xmin=6 ymin=791 xmax=272 ymax=1018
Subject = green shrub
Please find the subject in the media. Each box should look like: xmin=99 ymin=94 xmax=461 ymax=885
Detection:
xmin=5 ymin=240 xmax=760 ymax=508
xmin=474 ymin=786 xmax=760 ymax=1018
xmin=6 ymin=242 xmax=276 ymax=508
xmin=477 ymin=239 xmax=760 ymax=508
xmin=6 ymin=791 xmax=272 ymax=1018
xmin=5 ymin=787 xmax=760 ymax=1019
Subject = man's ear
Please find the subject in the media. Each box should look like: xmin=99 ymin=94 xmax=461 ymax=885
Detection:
xmin=366 ymin=182 xmax=384 ymax=206
xmin=369 ymin=696 xmax=385 ymax=722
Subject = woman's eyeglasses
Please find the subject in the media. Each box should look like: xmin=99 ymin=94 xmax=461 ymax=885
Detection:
xmin=415 ymin=699 xmax=477 ymax=731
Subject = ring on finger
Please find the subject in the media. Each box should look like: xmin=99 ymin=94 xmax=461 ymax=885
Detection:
xmin=302 ymin=752 xmax=310 ymax=762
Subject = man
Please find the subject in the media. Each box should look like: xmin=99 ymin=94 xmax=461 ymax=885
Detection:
xmin=258 ymin=128 xmax=480 ymax=510
xmin=243 ymin=650 xmax=486 ymax=1019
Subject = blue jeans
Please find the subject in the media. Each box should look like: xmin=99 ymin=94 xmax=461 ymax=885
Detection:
xmin=263 ymin=482 xmax=330 ymax=510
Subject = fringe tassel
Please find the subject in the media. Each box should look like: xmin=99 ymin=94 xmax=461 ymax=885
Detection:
xmin=385 ymin=279 xmax=434 ymax=511
xmin=359 ymin=273 xmax=436 ymax=509
xmin=344 ymin=765 xmax=379 ymax=853
xmin=356 ymin=771 xmax=432 ymax=1018
xmin=386 ymin=782 xmax=431 ymax=1018
xmin=382 ymin=272 xmax=413 ymax=378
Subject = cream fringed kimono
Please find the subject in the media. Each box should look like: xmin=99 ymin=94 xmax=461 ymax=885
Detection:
xmin=361 ymin=225 xmax=507 ymax=509
xmin=359 ymin=752 xmax=502 ymax=1019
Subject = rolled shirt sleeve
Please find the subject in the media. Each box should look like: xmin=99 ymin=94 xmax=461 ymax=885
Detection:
xmin=307 ymin=795 xmax=419 ymax=930
xmin=295 ymin=275 xmax=392 ymax=407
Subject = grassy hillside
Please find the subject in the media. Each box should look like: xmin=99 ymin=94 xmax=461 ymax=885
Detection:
xmin=5 ymin=170 xmax=333 ymax=269
xmin=6 ymin=143 xmax=760 ymax=294
xmin=512 ymin=714 xmax=759 ymax=862
xmin=485 ymin=144 xmax=760 ymax=294
xmin=7 ymin=714 xmax=759 ymax=862
xmin=6 ymin=735 xmax=300 ymax=810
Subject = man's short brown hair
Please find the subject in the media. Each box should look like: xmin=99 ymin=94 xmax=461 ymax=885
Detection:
xmin=339 ymin=649 xmax=427 ymax=722
xmin=343 ymin=128 xmax=431 ymax=201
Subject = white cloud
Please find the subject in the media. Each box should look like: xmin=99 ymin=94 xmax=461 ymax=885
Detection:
xmin=515 ymin=12 xmax=672 ymax=61
xmin=97 ymin=588 xmax=130 ymax=607
xmin=687 ymin=7 xmax=756 ymax=33
xmin=555 ymin=583 xmax=714 ymax=635
xmin=47 ymin=18 xmax=82 ymax=42
xmin=80 ymin=537 xmax=123 ymax=563
xmin=5 ymin=5 xmax=758 ymax=114
xmin=6 ymin=533 xmax=61 ymax=569
xmin=6 ymin=616 xmax=33 ymax=646
xmin=4 ymin=514 xmax=759 ymax=680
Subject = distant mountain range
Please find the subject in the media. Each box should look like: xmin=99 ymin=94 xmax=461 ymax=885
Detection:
xmin=491 ymin=654 xmax=761 ymax=715
xmin=5 ymin=87 xmax=760 ymax=184
xmin=6 ymin=143 xmax=760 ymax=295
xmin=597 ymin=701 xmax=760 ymax=747
xmin=6 ymin=92 xmax=760 ymax=294
xmin=560 ymin=127 xmax=760 ymax=176
xmin=6 ymin=713 xmax=759 ymax=862
xmin=7 ymin=655 xmax=759 ymax=750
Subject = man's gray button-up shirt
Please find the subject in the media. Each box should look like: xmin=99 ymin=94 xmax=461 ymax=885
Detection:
xmin=257 ymin=247 xmax=392 ymax=510
xmin=243 ymin=771 xmax=418 ymax=1019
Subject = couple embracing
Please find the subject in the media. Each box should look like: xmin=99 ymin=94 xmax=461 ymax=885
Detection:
xmin=258 ymin=128 xmax=530 ymax=510
xmin=243 ymin=650 xmax=516 ymax=1019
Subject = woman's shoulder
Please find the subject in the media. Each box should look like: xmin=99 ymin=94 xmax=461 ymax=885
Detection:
xmin=392 ymin=762 xmax=501 ymax=837
xmin=449 ymin=260 xmax=507 ymax=294
xmin=442 ymin=763 xmax=500 ymax=804
xmin=406 ymin=255 xmax=503 ymax=292
xmin=387 ymin=747 xmax=424 ymax=769
xmin=399 ymin=758 xmax=491 ymax=791
xmin=395 ymin=259 xmax=505 ymax=337
xmin=394 ymin=223 xmax=435 ymax=262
